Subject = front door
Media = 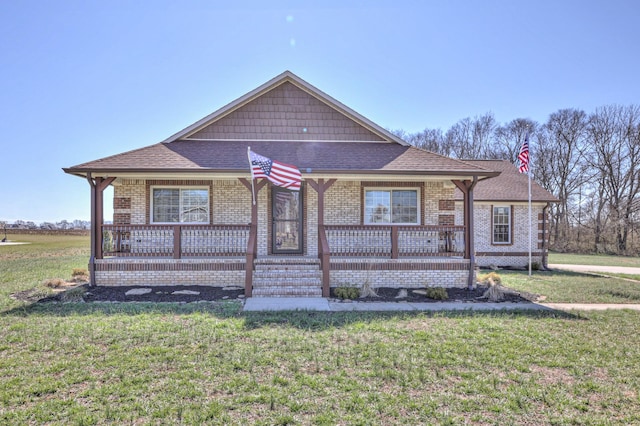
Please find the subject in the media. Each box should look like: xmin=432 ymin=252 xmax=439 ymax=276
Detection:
xmin=272 ymin=186 xmax=303 ymax=254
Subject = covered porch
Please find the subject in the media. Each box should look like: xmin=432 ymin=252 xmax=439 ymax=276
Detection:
xmin=85 ymin=175 xmax=479 ymax=297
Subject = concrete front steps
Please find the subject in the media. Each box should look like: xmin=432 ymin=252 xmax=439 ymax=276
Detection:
xmin=251 ymin=257 xmax=323 ymax=297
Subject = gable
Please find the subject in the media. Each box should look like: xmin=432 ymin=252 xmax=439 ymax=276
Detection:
xmin=187 ymin=82 xmax=386 ymax=142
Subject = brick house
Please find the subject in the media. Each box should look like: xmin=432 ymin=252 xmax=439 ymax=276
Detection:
xmin=63 ymin=71 xmax=523 ymax=297
xmin=455 ymin=160 xmax=558 ymax=269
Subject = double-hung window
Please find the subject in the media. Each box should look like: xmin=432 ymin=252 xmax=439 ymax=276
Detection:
xmin=364 ymin=189 xmax=419 ymax=225
xmin=151 ymin=187 xmax=209 ymax=224
xmin=492 ymin=206 xmax=511 ymax=244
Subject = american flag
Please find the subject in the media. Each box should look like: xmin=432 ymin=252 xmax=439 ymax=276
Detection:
xmin=518 ymin=133 xmax=530 ymax=173
xmin=248 ymin=149 xmax=302 ymax=191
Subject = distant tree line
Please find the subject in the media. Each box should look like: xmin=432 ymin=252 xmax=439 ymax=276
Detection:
xmin=393 ymin=105 xmax=640 ymax=255
xmin=2 ymin=219 xmax=91 ymax=231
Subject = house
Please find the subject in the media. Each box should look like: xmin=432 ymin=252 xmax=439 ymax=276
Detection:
xmin=64 ymin=71 xmax=503 ymax=297
xmin=454 ymin=160 xmax=558 ymax=269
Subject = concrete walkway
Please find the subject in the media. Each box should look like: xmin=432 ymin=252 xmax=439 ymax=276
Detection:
xmin=242 ymin=297 xmax=640 ymax=312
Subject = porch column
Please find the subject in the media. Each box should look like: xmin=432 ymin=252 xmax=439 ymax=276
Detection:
xmin=238 ymin=178 xmax=267 ymax=297
xmin=86 ymin=174 xmax=116 ymax=286
xmin=452 ymin=177 xmax=478 ymax=289
xmin=307 ymin=178 xmax=336 ymax=297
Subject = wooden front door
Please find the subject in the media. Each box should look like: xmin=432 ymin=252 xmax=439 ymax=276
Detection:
xmin=271 ymin=186 xmax=303 ymax=254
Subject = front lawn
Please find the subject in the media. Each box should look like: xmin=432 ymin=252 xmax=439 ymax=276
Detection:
xmin=2 ymin=235 xmax=640 ymax=424
xmin=499 ymin=269 xmax=640 ymax=304
xmin=549 ymin=251 xmax=640 ymax=267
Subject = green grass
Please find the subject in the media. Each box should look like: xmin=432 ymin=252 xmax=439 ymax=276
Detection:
xmin=500 ymin=269 xmax=640 ymax=303
xmin=549 ymin=251 xmax=640 ymax=267
xmin=2 ymin=235 xmax=640 ymax=424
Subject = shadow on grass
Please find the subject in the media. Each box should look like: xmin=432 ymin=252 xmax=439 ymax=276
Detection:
xmin=596 ymin=289 xmax=640 ymax=301
xmin=2 ymin=299 xmax=584 ymax=329
xmin=241 ymin=308 xmax=583 ymax=330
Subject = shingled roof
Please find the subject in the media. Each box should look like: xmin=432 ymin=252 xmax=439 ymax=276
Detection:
xmin=66 ymin=140 xmax=494 ymax=176
xmin=454 ymin=160 xmax=558 ymax=202
xmin=64 ymin=71 xmax=497 ymax=179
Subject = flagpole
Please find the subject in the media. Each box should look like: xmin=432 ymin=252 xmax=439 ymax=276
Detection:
xmin=528 ymin=164 xmax=532 ymax=277
xmin=247 ymin=146 xmax=256 ymax=205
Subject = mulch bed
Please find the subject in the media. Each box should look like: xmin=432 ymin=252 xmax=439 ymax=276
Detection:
xmin=82 ymin=285 xmax=245 ymax=303
xmin=18 ymin=284 xmax=537 ymax=304
xmin=334 ymin=286 xmax=537 ymax=303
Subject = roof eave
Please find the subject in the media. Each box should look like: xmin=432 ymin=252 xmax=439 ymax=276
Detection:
xmin=63 ymin=167 xmax=499 ymax=179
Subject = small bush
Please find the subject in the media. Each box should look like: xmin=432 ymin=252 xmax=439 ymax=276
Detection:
xmin=72 ymin=268 xmax=88 ymax=277
xmin=478 ymin=272 xmax=502 ymax=285
xmin=360 ymin=281 xmax=378 ymax=298
xmin=334 ymin=287 xmax=360 ymax=300
xmin=60 ymin=286 xmax=87 ymax=303
xmin=530 ymin=262 xmax=541 ymax=271
xmin=43 ymin=278 xmax=67 ymax=288
xmin=70 ymin=268 xmax=90 ymax=283
xmin=479 ymin=272 xmax=505 ymax=302
xmin=425 ymin=287 xmax=448 ymax=300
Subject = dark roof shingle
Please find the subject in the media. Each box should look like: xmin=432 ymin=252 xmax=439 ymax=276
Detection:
xmin=66 ymin=140 xmax=496 ymax=176
xmin=454 ymin=160 xmax=558 ymax=202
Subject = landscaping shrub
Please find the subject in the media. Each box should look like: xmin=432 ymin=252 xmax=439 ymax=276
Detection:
xmin=71 ymin=268 xmax=90 ymax=283
xmin=334 ymin=287 xmax=360 ymax=300
xmin=425 ymin=287 xmax=448 ymax=300
xmin=60 ymin=286 xmax=86 ymax=303
xmin=43 ymin=278 xmax=66 ymax=288
xmin=478 ymin=272 xmax=505 ymax=302
xmin=72 ymin=268 xmax=88 ymax=277
xmin=478 ymin=271 xmax=502 ymax=285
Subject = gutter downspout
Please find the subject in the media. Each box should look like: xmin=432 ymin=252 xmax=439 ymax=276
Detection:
xmin=86 ymin=173 xmax=96 ymax=287
xmin=542 ymin=203 xmax=549 ymax=269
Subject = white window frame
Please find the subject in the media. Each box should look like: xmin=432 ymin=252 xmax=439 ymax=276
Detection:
xmin=363 ymin=187 xmax=420 ymax=225
xmin=150 ymin=186 xmax=210 ymax=224
xmin=492 ymin=205 xmax=512 ymax=244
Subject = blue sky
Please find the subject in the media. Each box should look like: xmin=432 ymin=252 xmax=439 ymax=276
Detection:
xmin=1 ymin=0 xmax=639 ymax=223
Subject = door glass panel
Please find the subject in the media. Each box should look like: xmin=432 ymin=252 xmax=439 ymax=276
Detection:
xmin=272 ymin=188 xmax=302 ymax=253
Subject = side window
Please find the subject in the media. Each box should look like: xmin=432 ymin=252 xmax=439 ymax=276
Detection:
xmin=492 ymin=206 xmax=511 ymax=244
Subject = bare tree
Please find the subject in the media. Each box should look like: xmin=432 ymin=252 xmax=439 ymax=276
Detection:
xmin=445 ymin=113 xmax=497 ymax=159
xmin=587 ymin=105 xmax=640 ymax=254
xmin=537 ymin=109 xmax=590 ymax=250
xmin=493 ymin=118 xmax=538 ymax=161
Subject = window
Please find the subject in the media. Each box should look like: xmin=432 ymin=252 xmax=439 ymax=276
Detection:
xmin=492 ymin=206 xmax=511 ymax=244
xmin=364 ymin=189 xmax=419 ymax=225
xmin=151 ymin=188 xmax=209 ymax=223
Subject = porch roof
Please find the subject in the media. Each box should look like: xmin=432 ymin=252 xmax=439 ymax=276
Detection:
xmin=453 ymin=160 xmax=559 ymax=203
xmin=64 ymin=140 xmax=498 ymax=178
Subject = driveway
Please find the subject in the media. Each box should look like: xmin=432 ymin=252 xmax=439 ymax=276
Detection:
xmin=548 ymin=264 xmax=640 ymax=275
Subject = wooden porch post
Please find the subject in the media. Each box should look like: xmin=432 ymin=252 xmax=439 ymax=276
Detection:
xmin=86 ymin=175 xmax=116 ymax=286
xmin=452 ymin=177 xmax=478 ymax=289
xmin=307 ymin=178 xmax=336 ymax=297
xmin=238 ymin=178 xmax=267 ymax=297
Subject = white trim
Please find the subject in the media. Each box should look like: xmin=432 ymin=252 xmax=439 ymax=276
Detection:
xmin=363 ymin=187 xmax=421 ymax=225
xmin=150 ymin=185 xmax=210 ymax=225
xmin=182 ymin=137 xmax=394 ymax=144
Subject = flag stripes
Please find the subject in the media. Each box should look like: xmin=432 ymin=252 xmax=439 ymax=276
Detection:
xmin=518 ymin=134 xmax=530 ymax=173
xmin=248 ymin=149 xmax=302 ymax=191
